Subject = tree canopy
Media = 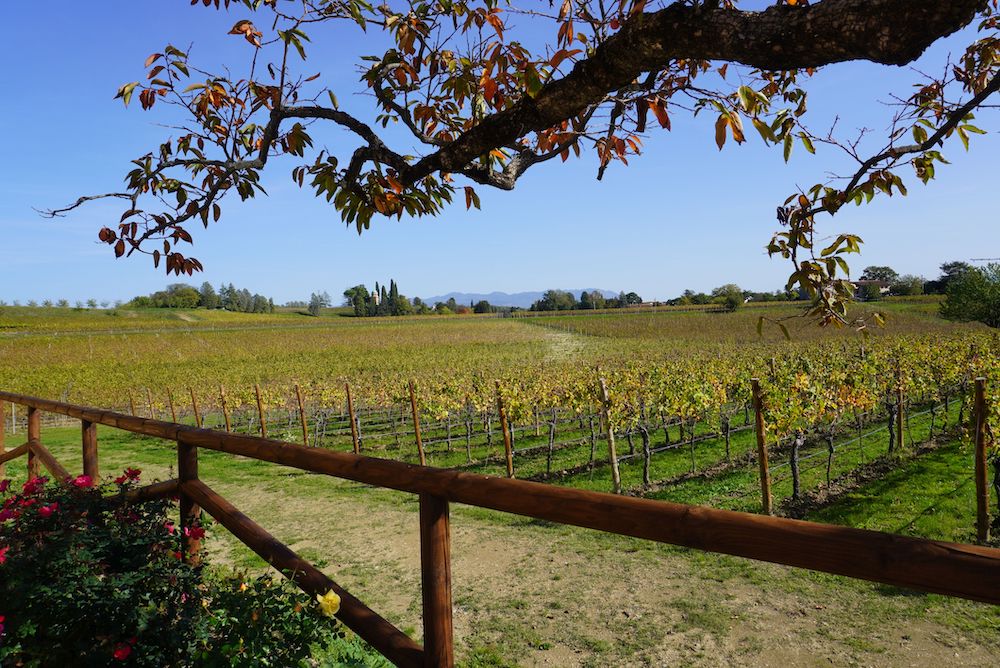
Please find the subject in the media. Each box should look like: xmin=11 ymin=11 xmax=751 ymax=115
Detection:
xmin=941 ymin=263 xmax=1000 ymax=327
xmin=48 ymin=0 xmax=1000 ymax=326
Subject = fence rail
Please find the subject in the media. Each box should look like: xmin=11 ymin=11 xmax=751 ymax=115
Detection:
xmin=0 ymin=389 xmax=998 ymax=667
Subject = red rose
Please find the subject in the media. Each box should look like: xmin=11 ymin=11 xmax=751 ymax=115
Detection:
xmin=71 ymin=475 xmax=94 ymax=489
xmin=183 ymin=526 xmax=205 ymax=540
xmin=21 ymin=477 xmax=47 ymax=495
xmin=112 ymin=643 xmax=132 ymax=661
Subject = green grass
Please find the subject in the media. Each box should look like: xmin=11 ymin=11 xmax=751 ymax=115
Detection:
xmin=808 ymin=438 xmax=982 ymax=543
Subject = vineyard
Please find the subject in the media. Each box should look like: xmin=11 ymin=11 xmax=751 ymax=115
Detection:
xmin=2 ymin=301 xmax=998 ymax=525
xmin=3 ymin=301 xmax=1000 ymax=665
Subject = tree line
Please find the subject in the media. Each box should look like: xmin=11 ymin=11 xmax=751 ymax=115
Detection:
xmin=128 ymin=283 xmax=275 ymax=313
xmin=338 ymin=281 xmax=504 ymax=317
xmin=528 ymin=290 xmax=643 ymax=312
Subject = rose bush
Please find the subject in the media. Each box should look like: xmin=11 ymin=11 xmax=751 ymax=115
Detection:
xmin=0 ymin=471 xmax=351 ymax=667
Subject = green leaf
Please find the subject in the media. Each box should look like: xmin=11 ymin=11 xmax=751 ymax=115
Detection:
xmin=799 ymin=132 xmax=815 ymax=154
xmin=752 ymin=117 xmax=776 ymax=144
xmin=523 ymin=65 xmax=543 ymax=98
xmin=327 ymin=90 xmax=339 ymax=109
xmin=115 ymin=81 xmax=140 ymax=106
xmin=782 ymin=133 xmax=793 ymax=162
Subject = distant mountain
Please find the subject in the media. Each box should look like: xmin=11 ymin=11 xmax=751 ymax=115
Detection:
xmin=421 ymin=289 xmax=619 ymax=309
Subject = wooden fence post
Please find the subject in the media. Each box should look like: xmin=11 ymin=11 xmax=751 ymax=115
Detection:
xmin=419 ymin=494 xmax=455 ymax=668
xmin=346 ymin=383 xmax=360 ymax=454
xmin=82 ymin=420 xmax=99 ymax=480
xmin=220 ymin=385 xmax=231 ymax=432
xmin=178 ymin=436 xmax=201 ymax=563
xmin=255 ymin=383 xmax=268 ymax=439
xmin=295 ymin=383 xmax=309 ymax=446
xmin=751 ymin=379 xmax=773 ymax=515
xmin=27 ymin=406 xmax=40 ymax=479
xmin=0 ymin=399 xmax=5 ymax=478
xmin=974 ymin=377 xmax=991 ymax=543
xmin=168 ymin=390 xmax=178 ymax=423
xmin=189 ymin=387 xmax=202 ymax=428
xmin=496 ymin=381 xmax=514 ymax=478
xmin=598 ymin=377 xmax=622 ymax=494
xmin=409 ymin=381 xmax=426 ymax=466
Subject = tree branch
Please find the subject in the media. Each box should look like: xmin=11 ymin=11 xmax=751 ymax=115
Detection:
xmin=403 ymin=0 xmax=985 ymax=185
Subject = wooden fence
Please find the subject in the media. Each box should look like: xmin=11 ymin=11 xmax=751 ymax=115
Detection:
xmin=0 ymin=389 xmax=998 ymax=667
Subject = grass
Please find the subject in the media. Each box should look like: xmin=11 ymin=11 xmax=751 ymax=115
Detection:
xmin=808 ymin=438 xmax=983 ymax=543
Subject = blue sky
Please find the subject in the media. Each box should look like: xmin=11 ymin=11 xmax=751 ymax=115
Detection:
xmin=1 ymin=1 xmax=998 ymax=304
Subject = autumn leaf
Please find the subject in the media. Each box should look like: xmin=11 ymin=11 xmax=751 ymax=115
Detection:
xmin=714 ymin=114 xmax=728 ymax=150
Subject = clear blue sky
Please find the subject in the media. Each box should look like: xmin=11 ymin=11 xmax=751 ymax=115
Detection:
xmin=1 ymin=1 xmax=997 ymax=304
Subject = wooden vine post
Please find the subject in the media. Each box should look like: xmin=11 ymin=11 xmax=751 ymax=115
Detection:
xmin=27 ymin=406 xmax=40 ymax=479
xmin=167 ymin=390 xmax=178 ymax=423
xmin=896 ymin=364 xmax=905 ymax=452
xmin=495 ymin=381 xmax=514 ymax=478
xmin=254 ymin=383 xmax=268 ymax=439
xmin=0 ymin=399 xmax=5 ymax=478
xmin=409 ymin=381 xmax=426 ymax=466
xmin=295 ymin=383 xmax=309 ymax=446
xmin=146 ymin=387 xmax=156 ymax=420
xmin=220 ymin=385 xmax=231 ymax=432
xmin=346 ymin=383 xmax=360 ymax=454
xmin=751 ymin=379 xmax=773 ymax=515
xmin=598 ymin=377 xmax=622 ymax=494
xmin=974 ymin=377 xmax=991 ymax=543
xmin=189 ymin=387 xmax=202 ymax=428
xmin=128 ymin=390 xmax=137 ymax=417
xmin=82 ymin=419 xmax=98 ymax=480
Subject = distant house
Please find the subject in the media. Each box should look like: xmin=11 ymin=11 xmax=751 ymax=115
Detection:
xmin=851 ymin=280 xmax=890 ymax=299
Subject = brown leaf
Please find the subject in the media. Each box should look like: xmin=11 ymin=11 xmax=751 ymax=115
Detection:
xmin=714 ymin=114 xmax=728 ymax=150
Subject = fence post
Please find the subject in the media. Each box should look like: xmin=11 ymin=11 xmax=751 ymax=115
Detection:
xmin=27 ymin=406 xmax=40 ymax=479
xmin=496 ymin=381 xmax=514 ymax=478
xmin=751 ymin=379 xmax=773 ymax=515
xmin=346 ymin=383 xmax=360 ymax=454
xmin=255 ymin=383 xmax=268 ymax=439
xmin=295 ymin=383 xmax=309 ymax=446
xmin=974 ymin=377 xmax=991 ymax=543
xmin=178 ymin=436 xmax=201 ymax=563
xmin=220 ymin=385 xmax=231 ymax=432
xmin=189 ymin=387 xmax=202 ymax=428
xmin=598 ymin=377 xmax=622 ymax=494
xmin=419 ymin=493 xmax=455 ymax=668
xmin=0 ymin=399 xmax=5 ymax=478
xmin=409 ymin=381 xmax=426 ymax=466
xmin=82 ymin=420 xmax=99 ymax=480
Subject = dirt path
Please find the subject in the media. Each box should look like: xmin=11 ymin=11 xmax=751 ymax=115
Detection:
xmin=205 ymin=471 xmax=1000 ymax=667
